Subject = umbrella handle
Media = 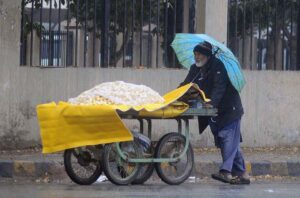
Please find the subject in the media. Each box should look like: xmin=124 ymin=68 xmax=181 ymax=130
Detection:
xmin=213 ymin=48 xmax=220 ymax=56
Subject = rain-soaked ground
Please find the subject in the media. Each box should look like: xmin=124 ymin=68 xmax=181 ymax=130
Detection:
xmin=1 ymin=177 xmax=300 ymax=198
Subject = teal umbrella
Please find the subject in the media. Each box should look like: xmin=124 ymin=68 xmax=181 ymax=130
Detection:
xmin=171 ymin=33 xmax=246 ymax=92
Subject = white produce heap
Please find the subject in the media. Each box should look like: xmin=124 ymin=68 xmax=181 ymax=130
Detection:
xmin=68 ymin=81 xmax=165 ymax=106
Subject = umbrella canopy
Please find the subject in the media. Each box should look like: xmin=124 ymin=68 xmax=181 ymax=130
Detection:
xmin=171 ymin=33 xmax=246 ymax=92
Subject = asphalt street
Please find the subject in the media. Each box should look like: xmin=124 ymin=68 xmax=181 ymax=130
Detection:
xmin=0 ymin=178 xmax=300 ymax=198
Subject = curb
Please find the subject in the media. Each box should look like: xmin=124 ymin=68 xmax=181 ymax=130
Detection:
xmin=1 ymin=159 xmax=300 ymax=179
xmin=0 ymin=160 xmax=66 ymax=179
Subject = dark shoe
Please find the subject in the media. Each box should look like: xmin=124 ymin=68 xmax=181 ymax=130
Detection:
xmin=211 ymin=171 xmax=233 ymax=183
xmin=230 ymin=175 xmax=251 ymax=185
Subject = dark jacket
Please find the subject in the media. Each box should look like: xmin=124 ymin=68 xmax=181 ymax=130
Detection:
xmin=180 ymin=56 xmax=244 ymax=133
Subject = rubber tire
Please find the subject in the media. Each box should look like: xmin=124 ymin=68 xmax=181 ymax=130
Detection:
xmin=102 ymin=143 xmax=141 ymax=185
xmin=132 ymin=163 xmax=155 ymax=185
xmin=64 ymin=149 xmax=102 ymax=185
xmin=155 ymin=132 xmax=194 ymax=185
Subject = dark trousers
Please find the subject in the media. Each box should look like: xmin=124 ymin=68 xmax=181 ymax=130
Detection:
xmin=210 ymin=119 xmax=246 ymax=175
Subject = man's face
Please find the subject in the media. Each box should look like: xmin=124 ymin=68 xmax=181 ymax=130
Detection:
xmin=194 ymin=52 xmax=208 ymax=67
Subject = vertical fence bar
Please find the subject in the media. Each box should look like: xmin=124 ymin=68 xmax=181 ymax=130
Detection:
xmin=20 ymin=0 xmax=25 ymax=65
xmin=172 ymin=0 xmax=177 ymax=67
xmin=30 ymin=0 xmax=34 ymax=66
xmin=49 ymin=0 xmax=52 ymax=66
xmin=140 ymin=0 xmax=144 ymax=66
xmin=290 ymin=0 xmax=294 ymax=70
xmin=188 ymin=0 xmax=195 ymax=33
xmin=75 ymin=0 xmax=79 ymax=67
xmin=39 ymin=0 xmax=43 ymax=66
xmin=164 ymin=0 xmax=168 ymax=67
xmin=106 ymin=0 xmax=111 ymax=67
xmin=250 ymin=0 xmax=253 ymax=70
xmin=227 ymin=0 xmax=230 ymax=48
xmin=282 ymin=0 xmax=285 ymax=70
xmin=156 ymin=0 xmax=160 ymax=68
xmin=114 ymin=0 xmax=117 ymax=67
xmin=258 ymin=0 xmax=262 ymax=70
xmin=123 ymin=0 xmax=126 ymax=67
xmin=148 ymin=0 xmax=152 ymax=67
xmin=93 ymin=0 xmax=96 ymax=67
xmin=66 ymin=0 xmax=70 ymax=67
xmin=58 ymin=0 xmax=61 ymax=66
xmin=101 ymin=0 xmax=110 ymax=67
xmin=297 ymin=0 xmax=300 ymax=70
xmin=53 ymin=31 xmax=56 ymax=66
xmin=132 ymin=0 xmax=135 ymax=67
xmin=266 ymin=0 xmax=269 ymax=69
xmin=84 ymin=0 xmax=87 ymax=67
xmin=242 ymin=0 xmax=246 ymax=68
xmin=234 ymin=0 xmax=238 ymax=55
xmin=274 ymin=0 xmax=278 ymax=70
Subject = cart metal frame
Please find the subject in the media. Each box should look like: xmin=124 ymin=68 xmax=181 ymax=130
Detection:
xmin=115 ymin=107 xmax=218 ymax=163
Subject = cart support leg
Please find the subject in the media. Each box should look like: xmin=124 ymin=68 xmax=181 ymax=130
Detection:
xmin=177 ymin=119 xmax=190 ymax=160
xmin=146 ymin=119 xmax=152 ymax=139
xmin=138 ymin=119 xmax=144 ymax=134
xmin=177 ymin=119 xmax=182 ymax=134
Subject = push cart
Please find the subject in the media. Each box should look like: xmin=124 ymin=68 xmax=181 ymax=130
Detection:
xmin=63 ymin=107 xmax=217 ymax=186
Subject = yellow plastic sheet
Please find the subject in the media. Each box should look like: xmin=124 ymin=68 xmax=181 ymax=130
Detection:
xmin=36 ymin=83 xmax=208 ymax=153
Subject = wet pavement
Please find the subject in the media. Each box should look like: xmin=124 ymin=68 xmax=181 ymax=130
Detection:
xmin=1 ymin=178 xmax=300 ymax=198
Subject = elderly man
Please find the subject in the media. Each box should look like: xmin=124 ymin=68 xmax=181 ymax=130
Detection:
xmin=179 ymin=41 xmax=250 ymax=185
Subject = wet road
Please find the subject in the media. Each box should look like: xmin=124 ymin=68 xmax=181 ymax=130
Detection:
xmin=1 ymin=179 xmax=300 ymax=198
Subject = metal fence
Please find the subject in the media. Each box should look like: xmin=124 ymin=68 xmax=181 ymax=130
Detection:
xmin=39 ymin=31 xmax=73 ymax=66
xmin=228 ymin=0 xmax=300 ymax=70
xmin=20 ymin=0 xmax=196 ymax=68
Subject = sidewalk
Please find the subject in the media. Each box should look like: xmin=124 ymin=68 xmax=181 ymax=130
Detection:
xmin=193 ymin=147 xmax=300 ymax=177
xmin=0 ymin=147 xmax=299 ymax=180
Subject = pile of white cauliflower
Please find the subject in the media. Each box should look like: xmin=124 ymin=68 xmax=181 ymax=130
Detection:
xmin=68 ymin=81 xmax=165 ymax=106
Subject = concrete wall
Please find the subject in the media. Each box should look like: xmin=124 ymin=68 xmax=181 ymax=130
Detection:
xmin=1 ymin=0 xmax=300 ymax=149
xmin=1 ymin=66 xmax=300 ymax=149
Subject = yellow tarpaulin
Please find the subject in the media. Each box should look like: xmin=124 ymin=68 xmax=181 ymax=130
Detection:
xmin=37 ymin=83 xmax=209 ymax=153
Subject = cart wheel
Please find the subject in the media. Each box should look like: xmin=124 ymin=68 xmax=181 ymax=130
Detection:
xmin=102 ymin=142 xmax=142 ymax=185
xmin=155 ymin=133 xmax=194 ymax=185
xmin=132 ymin=163 xmax=155 ymax=185
xmin=64 ymin=146 xmax=103 ymax=185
